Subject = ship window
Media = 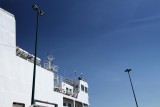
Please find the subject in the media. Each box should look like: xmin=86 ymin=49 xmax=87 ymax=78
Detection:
xmin=68 ymin=103 xmax=71 ymax=107
xmin=85 ymin=87 xmax=88 ymax=93
xmin=13 ymin=102 xmax=25 ymax=107
xmin=63 ymin=103 xmax=66 ymax=106
xmin=81 ymin=85 xmax=84 ymax=91
xmin=83 ymin=104 xmax=88 ymax=107
xmin=75 ymin=104 xmax=80 ymax=107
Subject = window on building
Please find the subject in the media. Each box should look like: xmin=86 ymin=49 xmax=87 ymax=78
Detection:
xmin=63 ymin=103 xmax=66 ymax=106
xmin=68 ymin=103 xmax=71 ymax=107
xmin=75 ymin=104 xmax=79 ymax=107
xmin=13 ymin=102 xmax=25 ymax=107
xmin=81 ymin=84 xmax=84 ymax=91
xmin=85 ymin=87 xmax=88 ymax=93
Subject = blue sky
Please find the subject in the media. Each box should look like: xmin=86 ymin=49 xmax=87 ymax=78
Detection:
xmin=1 ymin=0 xmax=160 ymax=107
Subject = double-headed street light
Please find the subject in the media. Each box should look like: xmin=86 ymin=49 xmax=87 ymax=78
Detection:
xmin=31 ymin=5 xmax=44 ymax=105
xmin=125 ymin=69 xmax=139 ymax=107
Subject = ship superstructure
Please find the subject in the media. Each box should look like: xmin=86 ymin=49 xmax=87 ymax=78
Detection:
xmin=0 ymin=8 xmax=89 ymax=107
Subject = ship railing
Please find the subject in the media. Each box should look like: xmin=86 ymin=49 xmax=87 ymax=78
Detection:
xmin=53 ymin=86 xmax=78 ymax=98
xmin=54 ymin=75 xmax=79 ymax=98
xmin=54 ymin=75 xmax=75 ymax=86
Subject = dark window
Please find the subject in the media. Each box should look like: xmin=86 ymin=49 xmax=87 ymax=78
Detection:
xmin=85 ymin=87 xmax=88 ymax=93
xmin=81 ymin=84 xmax=84 ymax=91
xmin=63 ymin=103 xmax=66 ymax=106
xmin=70 ymin=89 xmax=72 ymax=91
xmin=68 ymin=103 xmax=71 ymax=107
xmin=13 ymin=102 xmax=25 ymax=107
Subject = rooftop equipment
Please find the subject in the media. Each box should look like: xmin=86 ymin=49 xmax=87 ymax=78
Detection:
xmin=44 ymin=55 xmax=58 ymax=72
xmin=16 ymin=47 xmax=41 ymax=66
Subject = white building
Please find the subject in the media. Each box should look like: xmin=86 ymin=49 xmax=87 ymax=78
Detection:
xmin=0 ymin=8 xmax=89 ymax=107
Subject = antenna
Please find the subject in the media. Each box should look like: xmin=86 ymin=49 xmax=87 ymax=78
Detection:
xmin=44 ymin=54 xmax=58 ymax=72
xmin=74 ymin=70 xmax=77 ymax=80
xmin=81 ymin=73 xmax=83 ymax=80
xmin=47 ymin=55 xmax=54 ymax=69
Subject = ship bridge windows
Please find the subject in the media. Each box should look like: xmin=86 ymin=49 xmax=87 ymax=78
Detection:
xmin=68 ymin=103 xmax=71 ymax=107
xmin=85 ymin=87 xmax=88 ymax=93
xmin=75 ymin=101 xmax=82 ymax=107
xmin=83 ymin=103 xmax=89 ymax=107
xmin=63 ymin=98 xmax=73 ymax=107
xmin=63 ymin=103 xmax=66 ymax=106
xmin=81 ymin=85 xmax=84 ymax=91
xmin=81 ymin=84 xmax=88 ymax=93
xmin=66 ymin=87 xmax=73 ymax=96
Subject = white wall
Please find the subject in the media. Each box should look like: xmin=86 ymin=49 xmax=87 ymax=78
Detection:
xmin=0 ymin=8 xmax=17 ymax=107
xmin=0 ymin=8 xmax=63 ymax=107
xmin=61 ymin=82 xmax=73 ymax=95
xmin=76 ymin=80 xmax=89 ymax=105
xmin=0 ymin=8 xmax=16 ymax=49
xmin=0 ymin=8 xmax=89 ymax=107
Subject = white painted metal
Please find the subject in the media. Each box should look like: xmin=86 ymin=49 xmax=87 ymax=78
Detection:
xmin=0 ymin=8 xmax=89 ymax=107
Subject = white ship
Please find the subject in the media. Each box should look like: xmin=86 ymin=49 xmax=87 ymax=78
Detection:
xmin=0 ymin=8 xmax=89 ymax=107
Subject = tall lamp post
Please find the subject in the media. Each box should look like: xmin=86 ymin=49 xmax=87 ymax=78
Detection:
xmin=125 ymin=69 xmax=139 ymax=107
xmin=31 ymin=5 xmax=44 ymax=105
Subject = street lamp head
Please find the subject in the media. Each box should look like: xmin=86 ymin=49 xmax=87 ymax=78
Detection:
xmin=38 ymin=10 xmax=44 ymax=16
xmin=125 ymin=69 xmax=132 ymax=72
xmin=32 ymin=5 xmax=38 ymax=11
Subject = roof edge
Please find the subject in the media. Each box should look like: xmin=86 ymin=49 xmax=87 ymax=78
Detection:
xmin=0 ymin=7 xmax=14 ymax=17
